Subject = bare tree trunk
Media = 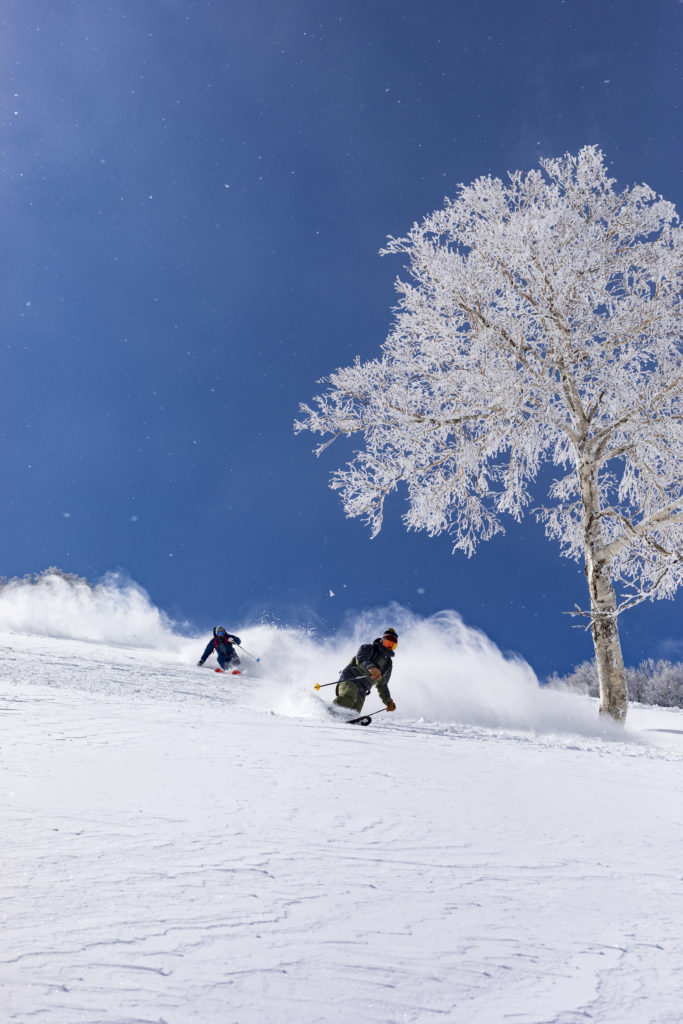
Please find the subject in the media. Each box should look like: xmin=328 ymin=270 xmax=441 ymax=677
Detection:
xmin=586 ymin=556 xmax=628 ymax=721
xmin=580 ymin=460 xmax=628 ymax=722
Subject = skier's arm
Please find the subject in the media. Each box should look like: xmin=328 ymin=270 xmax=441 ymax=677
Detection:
xmin=355 ymin=644 xmax=377 ymax=679
xmin=376 ymin=677 xmax=394 ymax=707
xmin=198 ymin=640 xmax=215 ymax=665
xmin=226 ymin=634 xmax=241 ymax=646
xmin=376 ymin=658 xmax=394 ymax=706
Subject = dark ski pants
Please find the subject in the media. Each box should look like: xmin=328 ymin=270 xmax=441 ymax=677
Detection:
xmin=334 ymin=679 xmax=365 ymax=713
xmin=218 ymin=652 xmax=240 ymax=671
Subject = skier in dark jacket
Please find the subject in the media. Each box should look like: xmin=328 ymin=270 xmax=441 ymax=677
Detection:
xmin=334 ymin=628 xmax=398 ymax=713
xmin=198 ymin=626 xmax=242 ymax=670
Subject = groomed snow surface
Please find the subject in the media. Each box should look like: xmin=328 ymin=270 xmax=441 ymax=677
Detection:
xmin=2 ymin=575 xmax=682 ymax=1023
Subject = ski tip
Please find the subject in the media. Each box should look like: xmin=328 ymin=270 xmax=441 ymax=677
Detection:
xmin=214 ymin=668 xmax=224 ymax=673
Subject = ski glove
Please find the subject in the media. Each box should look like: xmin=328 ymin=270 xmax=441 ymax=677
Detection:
xmin=197 ymin=660 xmax=205 ymax=666
xmin=386 ymin=701 xmax=396 ymax=712
xmin=367 ymin=666 xmax=381 ymax=681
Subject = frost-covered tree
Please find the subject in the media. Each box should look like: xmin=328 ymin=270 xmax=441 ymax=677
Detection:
xmin=295 ymin=147 xmax=683 ymax=722
xmin=548 ymin=657 xmax=683 ymax=709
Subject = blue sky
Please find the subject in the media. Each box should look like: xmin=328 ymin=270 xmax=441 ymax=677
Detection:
xmin=1 ymin=0 xmax=681 ymax=677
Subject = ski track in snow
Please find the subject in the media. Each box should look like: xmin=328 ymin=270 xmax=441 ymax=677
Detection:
xmin=2 ymin=632 xmax=683 ymax=1024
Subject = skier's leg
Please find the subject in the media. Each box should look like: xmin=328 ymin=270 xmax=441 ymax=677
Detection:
xmin=333 ymin=680 xmax=364 ymax=712
xmin=218 ymin=651 xmax=240 ymax=671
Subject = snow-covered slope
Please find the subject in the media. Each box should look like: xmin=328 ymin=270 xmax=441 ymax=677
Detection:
xmin=2 ymin=577 xmax=682 ymax=1023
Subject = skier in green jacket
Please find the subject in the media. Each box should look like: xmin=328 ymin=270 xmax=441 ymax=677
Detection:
xmin=334 ymin=628 xmax=398 ymax=714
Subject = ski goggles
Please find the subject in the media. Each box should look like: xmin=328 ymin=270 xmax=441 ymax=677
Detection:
xmin=382 ymin=637 xmax=397 ymax=650
xmin=215 ymin=629 xmax=227 ymax=637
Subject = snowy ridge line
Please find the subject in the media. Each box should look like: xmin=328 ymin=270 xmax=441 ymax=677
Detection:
xmin=2 ymin=629 xmax=683 ymax=757
xmin=0 ymin=573 xmax=653 ymax=736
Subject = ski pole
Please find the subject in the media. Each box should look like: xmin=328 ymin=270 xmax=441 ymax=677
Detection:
xmin=314 ymin=674 xmax=368 ymax=691
xmin=237 ymin=644 xmax=260 ymax=663
xmin=348 ymin=706 xmax=387 ymax=725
